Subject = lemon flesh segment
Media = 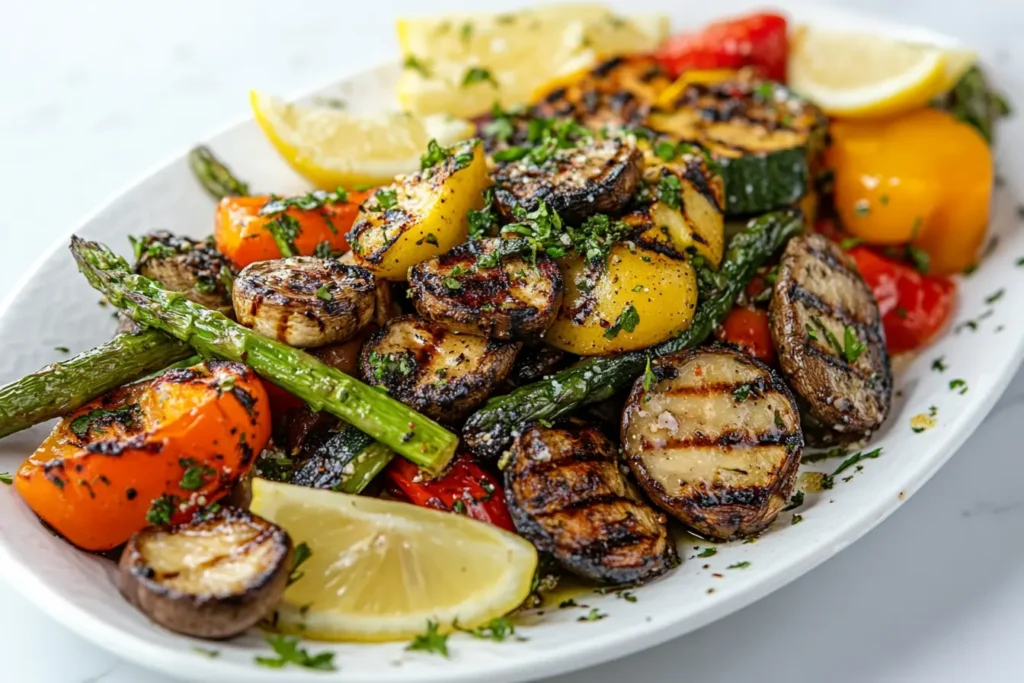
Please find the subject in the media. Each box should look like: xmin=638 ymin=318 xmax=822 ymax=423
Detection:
xmin=788 ymin=27 xmax=953 ymax=118
xmin=250 ymin=91 xmax=475 ymax=189
xmin=395 ymin=5 xmax=668 ymax=118
xmin=249 ymin=479 xmax=538 ymax=642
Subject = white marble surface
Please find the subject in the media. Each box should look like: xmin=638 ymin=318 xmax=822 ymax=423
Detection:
xmin=1 ymin=0 xmax=1022 ymax=681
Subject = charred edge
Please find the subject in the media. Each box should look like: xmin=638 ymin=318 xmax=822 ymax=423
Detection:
xmin=787 ymin=285 xmax=875 ymax=332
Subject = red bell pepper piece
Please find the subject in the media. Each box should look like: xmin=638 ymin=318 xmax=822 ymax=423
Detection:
xmin=716 ymin=306 xmax=776 ymax=365
xmin=385 ymin=453 xmax=515 ymax=532
xmin=654 ymin=12 xmax=789 ymax=82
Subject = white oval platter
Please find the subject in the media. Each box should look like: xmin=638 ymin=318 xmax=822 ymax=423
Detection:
xmin=0 ymin=1 xmax=1022 ymax=682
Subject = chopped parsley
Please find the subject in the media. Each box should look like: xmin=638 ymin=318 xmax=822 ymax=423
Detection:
xmin=791 ymin=514 xmax=804 ymax=525
xmin=727 ymin=561 xmax=751 ymax=569
xmin=656 ymin=173 xmax=682 ymax=210
xmin=932 ymin=356 xmax=947 ymax=372
xmin=403 ymin=54 xmax=430 ymax=77
xmin=949 ymin=378 xmax=968 ymax=395
xmin=732 ymin=383 xmax=758 ymax=403
xmin=603 ymin=304 xmax=640 ymax=339
xmin=373 ymin=187 xmax=398 ymax=211
xmin=907 ymin=244 xmax=931 ymax=274
xmin=578 ymin=608 xmax=607 ymax=622
xmin=809 ymin=317 xmax=866 ymax=363
xmin=832 ymin=447 xmax=882 ymax=476
xmin=179 ymin=459 xmax=215 ymax=491
xmin=783 ymin=491 xmax=804 ymax=511
xmin=443 ymin=265 xmax=467 ymax=290
xmin=986 ymin=288 xmax=1005 ymax=304
xmin=643 ymin=356 xmax=656 ymax=392
xmin=145 ymin=494 xmax=177 ymax=526
xmin=424 ymin=232 xmax=439 ymax=246
xmin=459 ymin=616 xmax=517 ymax=642
xmin=463 ymin=67 xmax=497 ymax=88
xmin=193 ymin=647 xmax=220 ymax=658
xmin=653 ymin=140 xmax=678 ymax=161
xmin=697 ymin=547 xmax=717 ymax=558
xmin=839 ymin=236 xmax=864 ymax=250
xmin=459 ymin=22 xmax=473 ymax=42
xmin=367 ymin=351 xmax=415 ymax=381
xmin=853 ymin=200 xmax=870 ymax=217
xmin=54 ymin=345 xmax=69 ymax=353
xmin=419 ymin=139 xmax=450 ymax=170
xmin=482 ymin=103 xmax=517 ymax=142
xmin=69 ymin=405 xmax=138 ymax=438
xmin=260 ymin=188 xmax=348 ymax=215
xmin=255 ymin=634 xmax=336 ymax=671
xmin=801 ymin=446 xmax=850 ymax=464
xmin=264 ymin=214 xmax=302 ymax=257
xmin=289 ymin=542 xmax=312 ymax=585
xmin=492 ymin=146 xmax=529 ymax=162
xmin=0 ymin=472 xmax=12 ymax=485
xmin=315 ymin=285 xmax=332 ymax=301
xmin=314 ymin=240 xmax=333 ymax=258
xmin=406 ymin=620 xmax=449 ymax=657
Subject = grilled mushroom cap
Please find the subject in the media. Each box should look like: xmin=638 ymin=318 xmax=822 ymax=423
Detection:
xmin=492 ymin=137 xmax=643 ymax=225
xmin=117 ymin=507 xmax=292 ymax=639
xmin=132 ymin=231 xmax=235 ymax=315
xmin=622 ymin=346 xmax=803 ymax=541
xmin=359 ymin=315 xmax=520 ymax=423
xmin=233 ymin=256 xmax=376 ymax=348
xmin=505 ymin=421 xmax=677 ymax=585
xmin=408 ymin=238 xmax=563 ymax=339
xmin=769 ymin=233 xmax=892 ymax=446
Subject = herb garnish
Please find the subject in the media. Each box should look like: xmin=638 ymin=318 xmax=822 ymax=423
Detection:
xmin=482 ymin=103 xmax=517 ymax=142
xmin=54 ymin=345 xmax=70 ymax=353
xmin=604 ymin=304 xmax=640 ymax=339
xmin=0 ymin=472 xmax=12 ymax=485
xmin=407 ymin=620 xmax=449 ymax=657
xmin=791 ymin=514 xmax=804 ymax=525
xmin=314 ymin=241 xmax=332 ymax=258
xmin=949 ymin=378 xmax=968 ymax=395
xmin=727 ymin=561 xmax=751 ymax=569
xmin=146 ymin=494 xmax=178 ymax=526
xmin=373 ymin=187 xmax=398 ymax=211
xmin=839 ymin=236 xmax=864 ymax=250
xmin=179 ymin=459 xmax=215 ymax=491
xmin=656 ymin=173 xmax=682 ymax=210
xmin=932 ymin=356 xmax=947 ymax=372
xmin=403 ymin=54 xmax=430 ymax=77
xmin=643 ymin=356 xmax=656 ymax=392
xmin=697 ymin=547 xmax=717 ymax=558
xmin=801 ymin=446 xmax=850 ymax=464
xmin=260 ymin=188 xmax=348 ymax=215
xmin=986 ymin=288 xmax=1005 ymax=304
xmin=459 ymin=616 xmax=517 ymax=642
xmin=463 ymin=67 xmax=498 ymax=88
xmin=783 ymin=491 xmax=804 ymax=511
xmin=193 ymin=647 xmax=220 ymax=658
xmin=264 ymin=214 xmax=302 ymax=257
xmin=809 ymin=317 xmax=865 ymax=363
xmin=289 ymin=542 xmax=313 ymax=585
xmin=69 ymin=405 xmax=138 ymax=437
xmin=832 ymin=447 xmax=882 ymax=476
xmin=578 ymin=608 xmax=607 ymax=622
xmin=255 ymin=634 xmax=336 ymax=671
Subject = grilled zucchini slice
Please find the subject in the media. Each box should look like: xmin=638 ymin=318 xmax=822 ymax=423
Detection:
xmin=359 ymin=315 xmax=520 ymax=423
xmin=409 ymin=238 xmax=563 ymax=340
xmin=118 ymin=507 xmax=292 ymax=639
xmin=348 ymin=139 xmax=489 ymax=280
xmin=647 ymin=78 xmax=827 ymax=216
xmin=769 ymin=234 xmax=892 ymax=446
xmin=546 ymin=243 xmax=698 ymax=356
xmin=623 ymin=142 xmax=726 ymax=268
xmin=492 ymin=137 xmax=642 ymax=225
xmin=622 ymin=346 xmax=803 ymax=541
xmin=532 ymin=56 xmax=673 ymax=129
xmin=505 ymin=421 xmax=677 ymax=585
xmin=233 ymin=257 xmax=376 ymax=348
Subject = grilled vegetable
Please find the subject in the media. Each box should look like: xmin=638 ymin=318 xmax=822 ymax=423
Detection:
xmin=653 ymin=12 xmax=789 ymax=81
xmin=118 ymin=507 xmax=292 ymax=639
xmin=647 ymin=78 xmax=827 ymax=215
xmin=386 ymin=453 xmax=514 ymax=532
xmin=214 ymin=190 xmax=369 ymax=269
xmin=71 ymin=237 xmax=459 ymax=473
xmin=622 ymin=346 xmax=802 ymax=540
xmin=233 ymin=257 xmax=375 ymax=348
xmin=716 ymin=306 xmax=775 ymax=365
xmin=408 ymin=238 xmax=563 ymax=340
xmin=292 ymin=424 xmax=394 ymax=493
xmin=188 ymin=145 xmax=250 ymax=200
xmin=131 ymin=231 xmax=235 ymax=316
xmin=348 ymin=139 xmax=488 ymax=280
xmin=0 ymin=330 xmax=192 ymax=439
xmin=462 ymin=209 xmax=803 ymax=459
xmin=14 ymin=361 xmax=271 ymax=551
xmin=769 ymin=234 xmax=892 ymax=446
xmin=510 ymin=343 xmax=573 ymax=385
xmin=532 ymin=56 xmax=673 ymax=129
xmin=492 ymin=137 xmax=643 ymax=225
xmin=933 ymin=65 xmax=1012 ymax=144
xmin=359 ymin=316 xmax=520 ymax=423
xmin=505 ymin=421 xmax=677 ymax=584
xmin=624 ymin=143 xmax=726 ymax=268
xmin=546 ymin=243 xmax=698 ymax=355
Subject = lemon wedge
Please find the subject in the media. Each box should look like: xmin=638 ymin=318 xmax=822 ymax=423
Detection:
xmin=249 ymin=479 xmax=538 ymax=642
xmin=788 ymin=27 xmax=965 ymax=118
xmin=250 ymin=90 xmax=475 ymax=189
xmin=395 ymin=4 xmax=668 ymax=118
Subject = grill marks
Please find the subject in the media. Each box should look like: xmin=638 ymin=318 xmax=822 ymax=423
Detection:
xmin=505 ymin=422 xmax=677 ymax=585
xmin=621 ymin=347 xmax=803 ymax=541
xmin=769 ymin=234 xmax=892 ymax=446
xmin=408 ymin=238 xmax=563 ymax=340
xmin=359 ymin=316 xmax=520 ymax=424
xmin=492 ymin=138 xmax=643 ymax=224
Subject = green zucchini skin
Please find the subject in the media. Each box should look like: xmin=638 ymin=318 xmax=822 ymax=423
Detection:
xmin=291 ymin=425 xmax=393 ymax=494
xmin=461 ymin=209 xmax=804 ymax=460
xmin=647 ymin=79 xmax=827 ymax=217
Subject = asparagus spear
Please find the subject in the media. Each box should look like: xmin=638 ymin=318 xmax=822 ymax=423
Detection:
xmin=0 ymin=330 xmax=192 ymax=439
xmin=70 ymin=237 xmax=458 ymax=473
xmin=462 ymin=209 xmax=804 ymax=459
xmin=188 ymin=146 xmax=251 ymax=200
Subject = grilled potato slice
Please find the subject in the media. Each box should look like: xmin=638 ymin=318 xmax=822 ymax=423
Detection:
xmin=505 ymin=421 xmax=677 ymax=585
xmin=532 ymin=56 xmax=672 ymax=129
xmin=492 ymin=137 xmax=643 ymax=225
xmin=117 ymin=507 xmax=292 ymax=639
xmin=546 ymin=243 xmax=698 ymax=355
xmin=132 ymin=231 xmax=235 ymax=315
xmin=408 ymin=238 xmax=563 ymax=339
xmin=233 ymin=256 xmax=375 ymax=348
xmin=769 ymin=234 xmax=892 ymax=446
xmin=622 ymin=346 xmax=803 ymax=541
xmin=359 ymin=315 xmax=520 ymax=422
xmin=348 ymin=139 xmax=489 ymax=280
xmin=623 ymin=144 xmax=726 ymax=268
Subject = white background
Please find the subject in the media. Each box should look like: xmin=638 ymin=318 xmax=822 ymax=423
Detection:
xmin=2 ymin=1 xmax=1023 ymax=681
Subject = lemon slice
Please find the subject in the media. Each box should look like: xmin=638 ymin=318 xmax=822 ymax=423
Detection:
xmin=395 ymin=4 xmax=668 ymax=118
xmin=249 ymin=479 xmax=538 ymax=642
xmin=250 ymin=91 xmax=475 ymax=189
xmin=788 ymin=27 xmax=957 ymax=118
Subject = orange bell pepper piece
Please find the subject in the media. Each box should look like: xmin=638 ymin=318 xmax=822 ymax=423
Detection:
xmin=15 ymin=361 xmax=271 ymax=551
xmin=828 ymin=108 xmax=993 ymax=275
xmin=214 ymin=190 xmax=372 ymax=269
